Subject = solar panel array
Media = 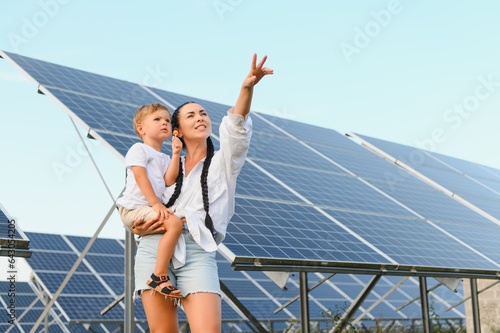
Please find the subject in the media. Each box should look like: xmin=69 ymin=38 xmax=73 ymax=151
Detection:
xmin=229 ymin=114 xmax=500 ymax=274
xmin=2 ymin=51 xmax=498 ymax=330
xmin=1 ymin=232 xmax=465 ymax=332
xmin=2 ymin=50 xmax=498 ymax=277
xmin=349 ymin=134 xmax=500 ymax=266
xmin=0 ymin=204 xmax=31 ymax=258
xmin=21 ymin=232 xmax=149 ymax=332
xmin=0 ymin=281 xmax=130 ymax=333
xmin=354 ymin=133 xmax=500 ymax=220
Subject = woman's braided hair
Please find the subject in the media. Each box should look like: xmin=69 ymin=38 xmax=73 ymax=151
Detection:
xmin=164 ymin=101 xmax=217 ymax=238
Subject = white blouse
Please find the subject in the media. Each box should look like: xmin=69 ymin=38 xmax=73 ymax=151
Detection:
xmin=164 ymin=108 xmax=252 ymax=268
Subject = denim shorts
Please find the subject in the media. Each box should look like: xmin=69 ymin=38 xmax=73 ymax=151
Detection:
xmin=134 ymin=229 xmax=221 ymax=297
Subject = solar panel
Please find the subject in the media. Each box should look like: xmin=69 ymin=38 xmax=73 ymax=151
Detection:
xmin=0 ymin=281 xmax=118 ymax=333
xmin=6 ymin=233 xmax=352 ymax=331
xmin=3 ymin=231 xmax=465 ymax=332
xmin=353 ymin=134 xmax=500 ymax=218
xmin=349 ymin=134 xmax=500 ymax=264
xmin=0 ymin=203 xmax=31 ymax=258
xmin=227 ymin=197 xmax=392 ymax=265
xmin=2 ymin=50 xmax=499 ymax=278
xmin=19 ymin=232 xmax=151 ymax=331
xmin=217 ymin=256 xmax=466 ymax=329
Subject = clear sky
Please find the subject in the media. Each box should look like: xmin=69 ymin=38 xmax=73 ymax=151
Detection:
xmin=1 ymin=0 xmax=500 ymax=241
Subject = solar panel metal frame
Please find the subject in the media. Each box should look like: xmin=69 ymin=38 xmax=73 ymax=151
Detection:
xmin=0 ymin=203 xmax=31 ymax=258
xmin=12 ymin=232 xmax=466 ymax=331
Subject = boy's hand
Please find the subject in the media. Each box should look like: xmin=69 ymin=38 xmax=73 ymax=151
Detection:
xmin=152 ymin=202 xmax=171 ymax=221
xmin=171 ymin=134 xmax=182 ymax=155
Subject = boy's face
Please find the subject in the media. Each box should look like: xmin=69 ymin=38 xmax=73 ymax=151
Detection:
xmin=137 ymin=109 xmax=172 ymax=142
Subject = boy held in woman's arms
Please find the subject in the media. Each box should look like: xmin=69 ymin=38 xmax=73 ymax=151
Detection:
xmin=116 ymin=103 xmax=184 ymax=298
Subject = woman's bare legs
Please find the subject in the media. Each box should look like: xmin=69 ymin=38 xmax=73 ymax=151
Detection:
xmin=182 ymin=292 xmax=221 ymax=333
xmin=141 ymin=290 xmax=179 ymax=333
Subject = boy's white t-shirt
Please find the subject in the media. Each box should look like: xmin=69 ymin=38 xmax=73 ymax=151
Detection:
xmin=116 ymin=142 xmax=170 ymax=209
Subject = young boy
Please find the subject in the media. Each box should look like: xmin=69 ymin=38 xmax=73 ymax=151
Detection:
xmin=116 ymin=103 xmax=183 ymax=298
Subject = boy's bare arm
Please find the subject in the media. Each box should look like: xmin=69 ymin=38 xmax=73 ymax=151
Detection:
xmin=164 ymin=134 xmax=182 ymax=186
xmin=132 ymin=166 xmax=169 ymax=219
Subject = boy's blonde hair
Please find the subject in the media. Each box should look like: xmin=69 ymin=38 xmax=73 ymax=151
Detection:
xmin=133 ymin=103 xmax=170 ymax=138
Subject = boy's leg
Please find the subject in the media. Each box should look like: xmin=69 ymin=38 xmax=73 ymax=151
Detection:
xmin=148 ymin=212 xmax=184 ymax=295
xmin=118 ymin=205 xmax=158 ymax=229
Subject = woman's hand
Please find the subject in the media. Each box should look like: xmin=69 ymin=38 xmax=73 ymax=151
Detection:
xmin=234 ymin=54 xmax=273 ymax=117
xmin=130 ymin=214 xmax=166 ymax=236
xmin=242 ymin=53 xmax=273 ymax=88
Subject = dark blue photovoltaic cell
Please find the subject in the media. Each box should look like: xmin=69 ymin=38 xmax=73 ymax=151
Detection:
xmin=228 ymin=197 xmax=392 ymax=264
xmin=356 ymin=134 xmax=500 ymax=221
xmin=467 ymin=177 xmax=500 ymax=196
xmin=257 ymin=113 xmax=358 ymax=149
xmin=36 ymin=271 xmax=110 ymax=294
xmin=65 ymin=235 xmax=124 ymax=254
xmin=0 ymin=283 xmax=42 ymax=308
xmin=355 ymin=134 xmax=453 ymax=171
xmin=409 ymin=166 xmax=500 ymax=200
xmin=257 ymin=161 xmax=413 ymax=217
xmin=357 ymin=134 xmax=500 ymax=184
xmin=25 ymin=232 xmax=72 ymax=251
xmin=85 ymin=254 xmax=124 ymax=274
xmin=421 ymin=149 xmax=500 ymax=183
xmin=477 ymin=165 xmax=500 ymax=181
xmin=22 ymin=232 xmax=142 ymax=323
xmin=247 ymin=135 xmax=347 ymax=172
xmin=0 ymin=281 xmax=85 ymax=333
xmin=315 ymin=145 xmax=407 ymax=181
xmin=57 ymin=295 xmax=124 ymax=321
xmin=236 ymin=163 xmax=305 ymax=202
xmin=28 ymin=251 xmax=90 ymax=273
xmin=5 ymin=52 xmax=156 ymax=106
xmin=97 ymin=132 xmax=139 ymax=157
xmin=99 ymin=275 xmax=125 ymax=295
xmin=325 ymin=210 xmax=498 ymax=270
xmin=300 ymin=138 xmax=437 ymax=190
xmin=372 ymin=180 xmax=492 ymax=225
xmin=49 ymin=88 xmax=139 ymax=132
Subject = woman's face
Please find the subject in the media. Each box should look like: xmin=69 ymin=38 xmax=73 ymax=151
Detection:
xmin=175 ymin=103 xmax=212 ymax=142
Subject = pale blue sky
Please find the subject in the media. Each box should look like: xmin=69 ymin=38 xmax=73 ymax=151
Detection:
xmin=1 ymin=0 xmax=500 ymax=239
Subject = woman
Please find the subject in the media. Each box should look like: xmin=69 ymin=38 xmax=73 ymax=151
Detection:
xmin=132 ymin=54 xmax=273 ymax=333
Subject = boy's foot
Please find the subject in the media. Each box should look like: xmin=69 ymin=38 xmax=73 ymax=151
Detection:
xmin=147 ymin=273 xmax=183 ymax=299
